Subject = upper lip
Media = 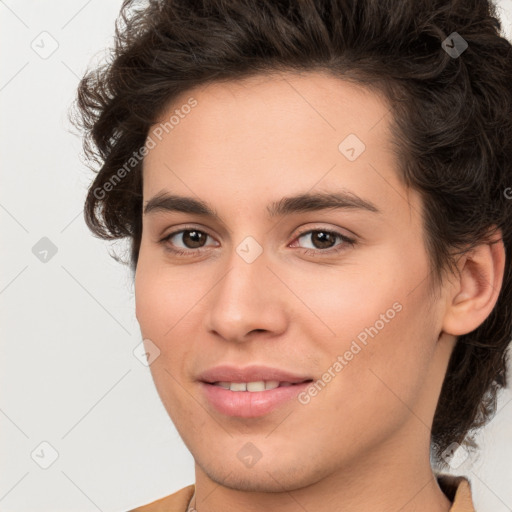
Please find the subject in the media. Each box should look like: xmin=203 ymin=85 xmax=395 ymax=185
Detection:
xmin=198 ymin=365 xmax=313 ymax=384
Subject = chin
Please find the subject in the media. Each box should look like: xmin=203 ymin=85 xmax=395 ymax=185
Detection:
xmin=198 ymin=454 xmax=326 ymax=493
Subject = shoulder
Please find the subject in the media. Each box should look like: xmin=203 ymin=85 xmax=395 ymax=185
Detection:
xmin=127 ymin=484 xmax=195 ymax=512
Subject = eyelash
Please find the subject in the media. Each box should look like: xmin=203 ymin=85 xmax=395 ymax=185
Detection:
xmin=159 ymin=226 xmax=356 ymax=258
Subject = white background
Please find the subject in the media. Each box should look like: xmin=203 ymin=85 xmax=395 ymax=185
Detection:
xmin=1 ymin=1 xmax=511 ymax=510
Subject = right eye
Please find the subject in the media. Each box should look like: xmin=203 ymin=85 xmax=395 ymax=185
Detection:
xmin=160 ymin=228 xmax=219 ymax=256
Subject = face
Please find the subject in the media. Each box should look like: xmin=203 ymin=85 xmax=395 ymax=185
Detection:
xmin=135 ymin=71 xmax=452 ymax=492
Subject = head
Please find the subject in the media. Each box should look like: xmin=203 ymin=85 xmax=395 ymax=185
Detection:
xmin=73 ymin=0 xmax=512 ymax=482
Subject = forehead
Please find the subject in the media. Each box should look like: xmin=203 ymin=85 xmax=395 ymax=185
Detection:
xmin=142 ymin=70 xmax=415 ymax=219
xmin=147 ymin=69 xmax=393 ymax=155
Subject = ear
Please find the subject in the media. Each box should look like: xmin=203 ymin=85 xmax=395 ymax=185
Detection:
xmin=442 ymin=229 xmax=505 ymax=336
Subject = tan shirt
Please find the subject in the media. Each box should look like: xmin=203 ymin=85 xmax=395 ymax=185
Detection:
xmin=129 ymin=474 xmax=475 ymax=512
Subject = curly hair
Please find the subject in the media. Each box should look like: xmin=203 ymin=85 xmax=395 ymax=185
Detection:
xmin=70 ymin=0 xmax=512 ymax=466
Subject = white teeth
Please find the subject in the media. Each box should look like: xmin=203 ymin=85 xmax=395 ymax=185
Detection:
xmin=230 ymin=382 xmax=247 ymax=392
xmin=246 ymin=381 xmax=266 ymax=392
xmin=213 ymin=380 xmax=284 ymax=391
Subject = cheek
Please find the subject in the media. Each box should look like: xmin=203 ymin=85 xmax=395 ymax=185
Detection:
xmin=134 ymin=247 xmax=207 ymax=384
xmin=134 ymin=255 xmax=201 ymax=421
xmin=305 ymin=248 xmax=437 ymax=417
xmin=135 ymin=243 xmax=197 ymax=337
xmin=318 ymin=278 xmax=438 ymax=436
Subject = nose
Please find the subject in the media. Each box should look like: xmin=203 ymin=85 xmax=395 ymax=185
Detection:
xmin=203 ymin=246 xmax=288 ymax=343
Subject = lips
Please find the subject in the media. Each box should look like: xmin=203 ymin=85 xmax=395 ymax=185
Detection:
xmin=197 ymin=364 xmax=314 ymax=417
xmin=200 ymin=380 xmax=313 ymax=417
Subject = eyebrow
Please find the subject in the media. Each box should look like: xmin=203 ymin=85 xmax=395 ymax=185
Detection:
xmin=143 ymin=190 xmax=380 ymax=219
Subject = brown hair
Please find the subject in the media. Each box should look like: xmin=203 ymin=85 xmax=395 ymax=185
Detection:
xmin=71 ymin=0 xmax=512 ymax=466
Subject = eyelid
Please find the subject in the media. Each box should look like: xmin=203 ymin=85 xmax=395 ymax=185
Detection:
xmin=291 ymin=223 xmax=357 ymax=242
xmin=161 ymin=223 xmax=216 ymax=239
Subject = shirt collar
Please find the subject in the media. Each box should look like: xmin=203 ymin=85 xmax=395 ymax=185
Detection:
xmin=436 ymin=474 xmax=476 ymax=511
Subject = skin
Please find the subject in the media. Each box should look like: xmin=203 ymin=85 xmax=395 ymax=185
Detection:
xmin=134 ymin=70 xmax=504 ymax=512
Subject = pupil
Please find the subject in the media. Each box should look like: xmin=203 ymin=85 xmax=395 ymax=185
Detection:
xmin=313 ymin=231 xmax=335 ymax=249
xmin=184 ymin=230 xmax=204 ymax=248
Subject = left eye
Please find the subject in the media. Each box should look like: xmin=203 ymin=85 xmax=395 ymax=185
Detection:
xmin=292 ymin=229 xmax=354 ymax=252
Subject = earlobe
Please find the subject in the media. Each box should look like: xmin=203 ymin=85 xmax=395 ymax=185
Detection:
xmin=442 ymin=231 xmax=505 ymax=336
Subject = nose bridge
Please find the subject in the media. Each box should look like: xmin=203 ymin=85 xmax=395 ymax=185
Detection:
xmin=215 ymin=241 xmax=270 ymax=315
xmin=204 ymin=237 xmax=286 ymax=341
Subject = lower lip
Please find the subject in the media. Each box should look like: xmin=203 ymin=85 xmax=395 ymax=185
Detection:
xmin=200 ymin=381 xmax=311 ymax=418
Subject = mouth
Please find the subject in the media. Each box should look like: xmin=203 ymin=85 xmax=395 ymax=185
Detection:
xmin=199 ymin=379 xmax=314 ymax=418
xmin=205 ymin=379 xmax=313 ymax=392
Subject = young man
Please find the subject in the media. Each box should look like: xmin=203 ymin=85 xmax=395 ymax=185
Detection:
xmin=72 ymin=1 xmax=512 ymax=510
